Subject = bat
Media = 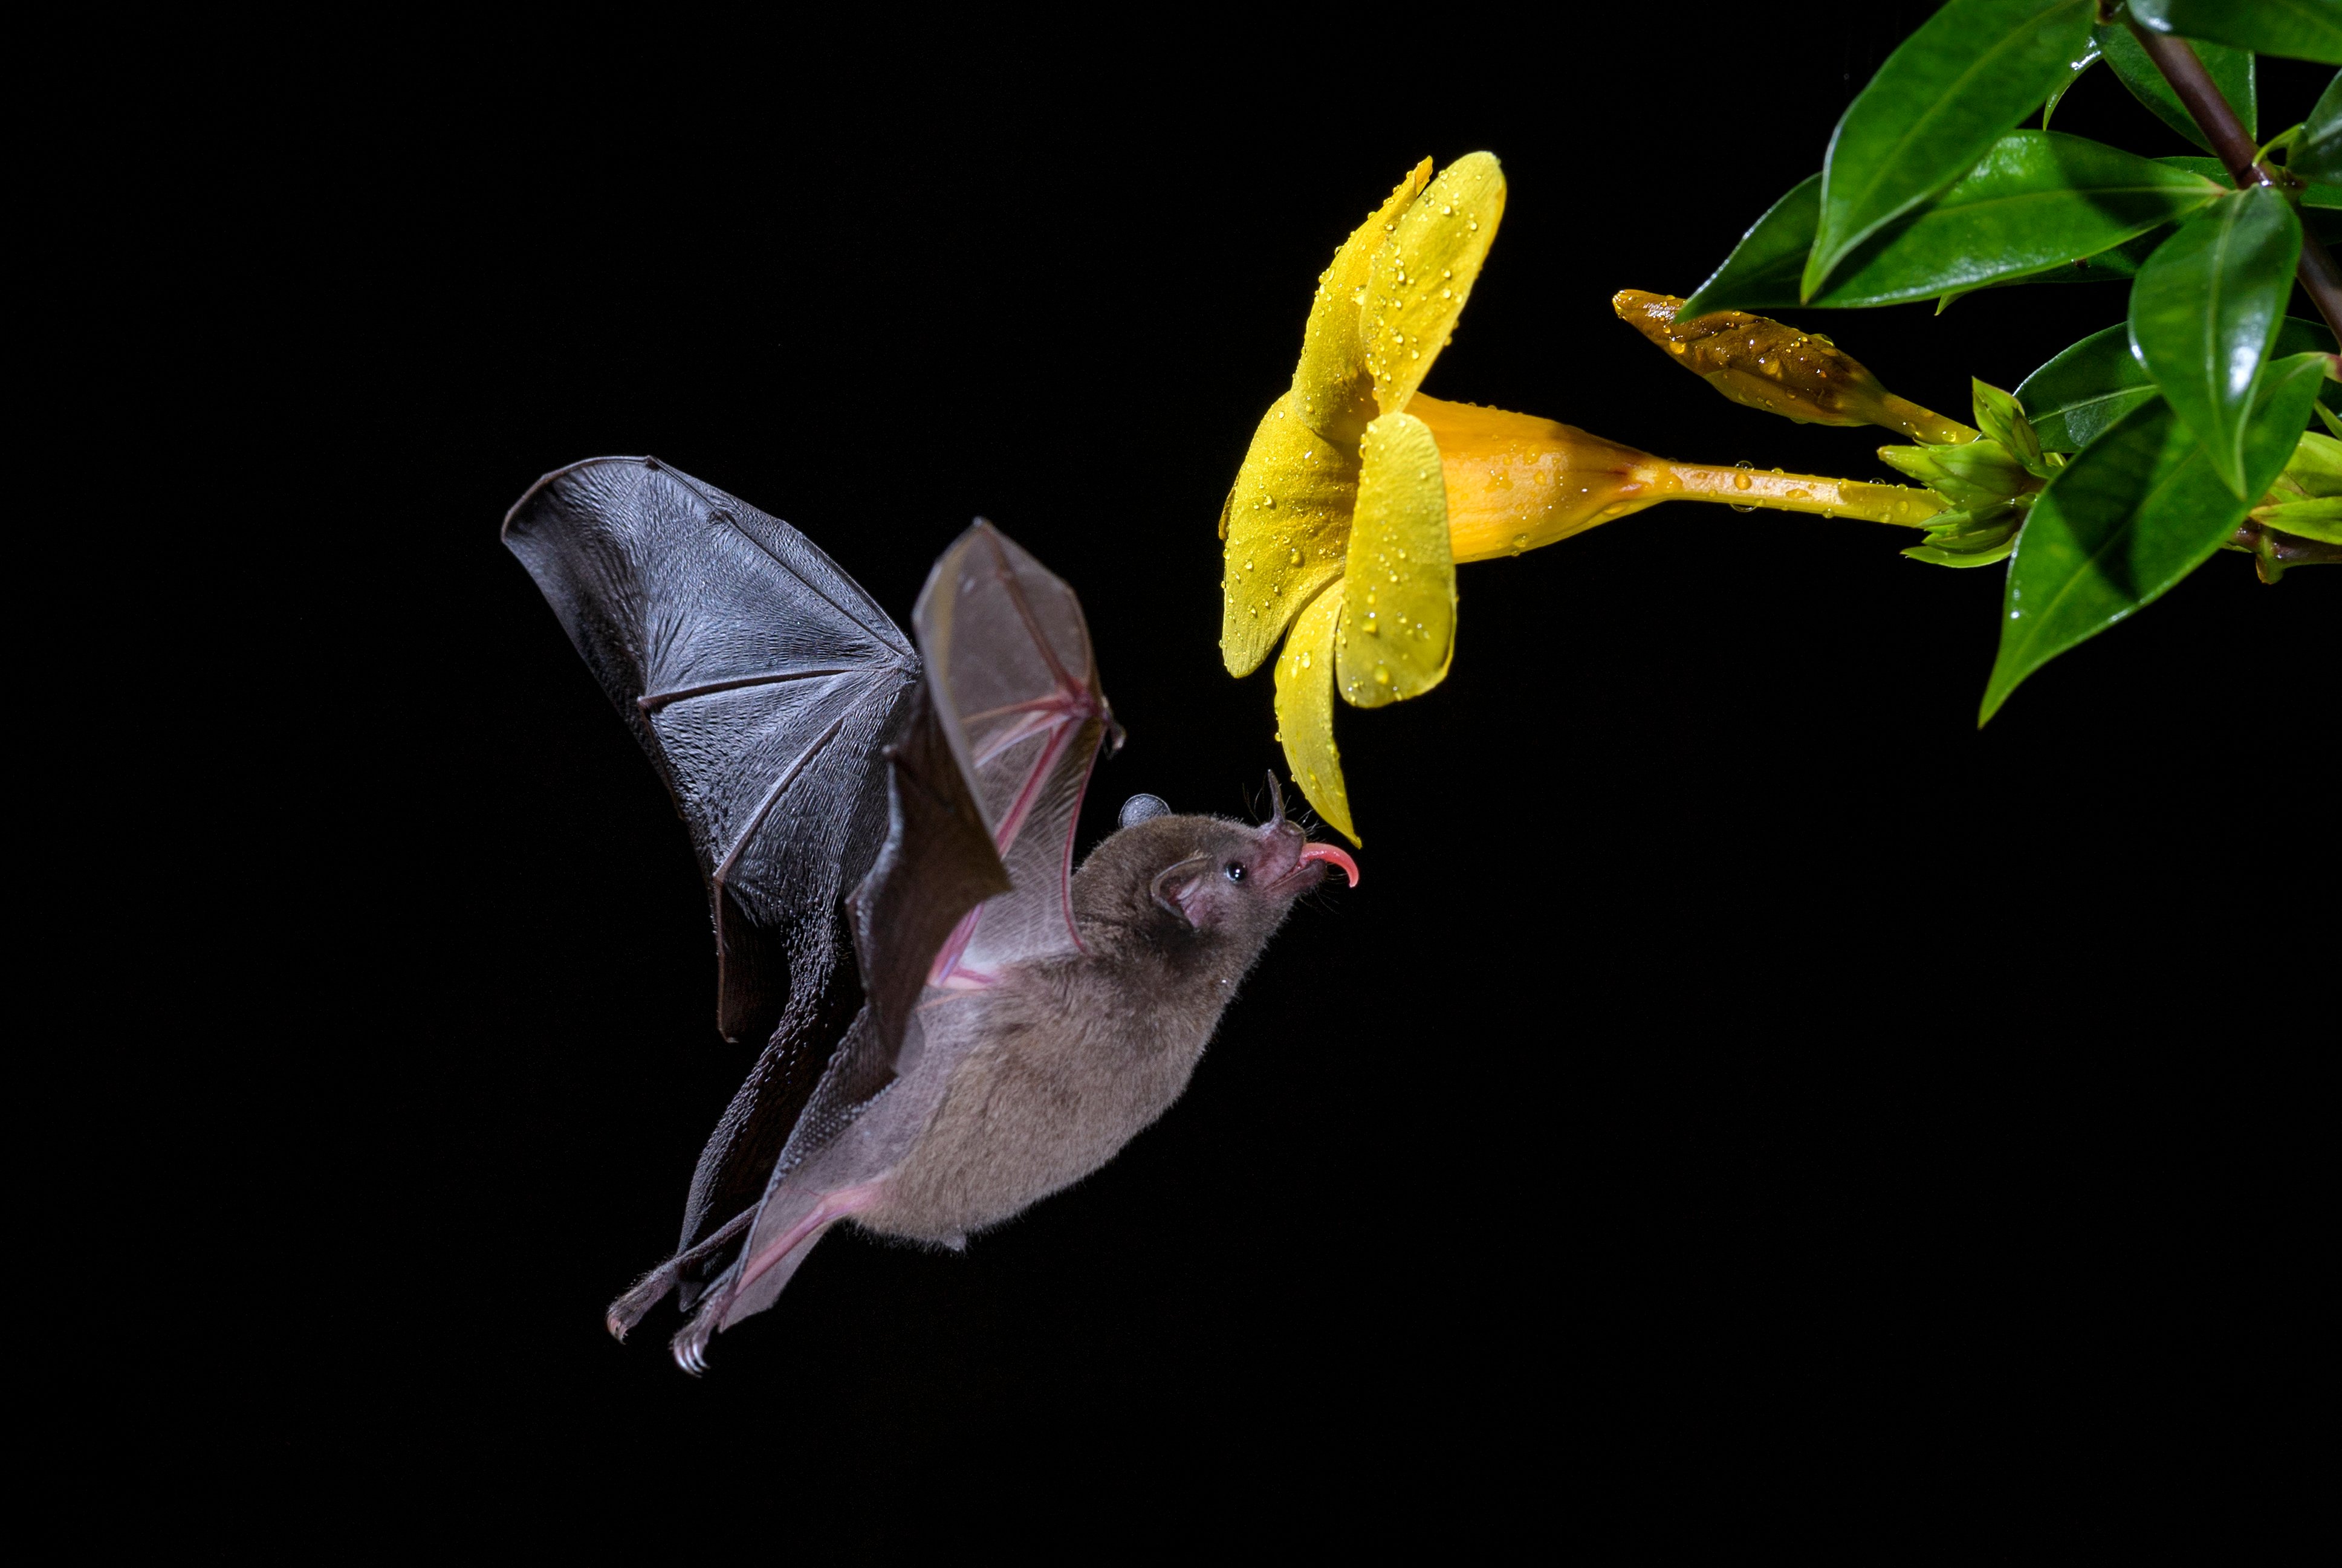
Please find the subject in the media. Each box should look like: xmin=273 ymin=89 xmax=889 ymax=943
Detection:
xmin=504 ymin=457 xmax=1359 ymax=1373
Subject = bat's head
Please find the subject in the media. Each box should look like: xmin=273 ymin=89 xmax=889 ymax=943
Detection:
xmin=1082 ymin=779 xmax=1357 ymax=968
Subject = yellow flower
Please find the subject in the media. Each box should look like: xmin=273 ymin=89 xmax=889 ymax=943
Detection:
xmin=1220 ymin=159 xmax=1942 ymax=843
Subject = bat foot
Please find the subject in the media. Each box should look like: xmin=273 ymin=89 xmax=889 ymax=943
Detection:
xmin=670 ymin=1311 xmax=718 ymax=1376
xmin=606 ymin=1210 xmax=755 ymax=1344
xmin=605 ymin=1273 xmax=673 ymax=1343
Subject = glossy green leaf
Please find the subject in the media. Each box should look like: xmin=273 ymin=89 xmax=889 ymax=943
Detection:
xmin=1678 ymin=175 xmax=1820 ymax=320
xmin=2018 ymin=325 xmax=2159 ymax=448
xmin=2040 ymin=44 xmax=2101 ymax=131
xmin=2294 ymin=71 xmax=2342 ymax=184
xmin=1818 ymin=133 xmax=2221 ymax=306
xmin=1980 ymin=354 xmax=2326 ymax=722
xmin=2306 ymin=182 xmax=2342 ymax=210
xmin=2127 ymin=186 xmax=2303 ymax=496
xmin=2127 ymin=0 xmax=2342 ymax=66
xmin=1992 ymin=228 xmax=2171 ymax=287
xmin=1805 ymin=0 xmax=2097 ymax=300
xmin=1687 ymin=135 xmax=2220 ymax=312
xmin=2019 ymin=316 xmax=2338 ymax=450
xmin=2155 ymin=155 xmax=2228 ymax=181
xmin=2096 ymin=22 xmax=2256 ymax=152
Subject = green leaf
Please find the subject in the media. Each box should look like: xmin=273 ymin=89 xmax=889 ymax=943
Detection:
xmin=2127 ymin=186 xmax=2303 ymax=496
xmin=2306 ymin=182 xmax=2342 ymax=209
xmin=2294 ymin=72 xmax=2342 ymax=184
xmin=2155 ymin=155 xmax=2229 ymax=181
xmin=2017 ymin=325 xmax=2159 ymax=448
xmin=1678 ymin=174 xmax=1821 ymax=320
xmin=2127 ymin=0 xmax=2342 ymax=66
xmin=2018 ymin=316 xmax=2338 ymax=450
xmin=2096 ymin=22 xmax=2257 ymax=152
xmin=1994 ymin=228 xmax=2174 ymax=287
xmin=1979 ymin=354 xmax=2326 ymax=722
xmin=1805 ymin=0 xmax=2098 ymax=300
xmin=1682 ymin=135 xmax=2220 ymax=313
xmin=2040 ymin=44 xmax=2101 ymax=132
xmin=1814 ymin=132 xmax=2221 ymax=306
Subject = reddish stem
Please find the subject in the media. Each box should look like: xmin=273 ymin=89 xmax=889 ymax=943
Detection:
xmin=2124 ymin=18 xmax=2342 ymax=346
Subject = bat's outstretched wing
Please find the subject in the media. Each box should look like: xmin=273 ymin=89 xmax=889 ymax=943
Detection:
xmin=502 ymin=457 xmax=920 ymax=1265
xmin=915 ymin=523 xmax=1116 ymax=987
xmin=676 ymin=522 xmax=1116 ymax=1364
xmin=503 ymin=456 xmax=917 ymax=1045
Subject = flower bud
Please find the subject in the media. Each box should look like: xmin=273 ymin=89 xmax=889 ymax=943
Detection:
xmin=1613 ymin=291 xmax=1977 ymax=445
xmin=1877 ymin=440 xmax=2037 ymax=510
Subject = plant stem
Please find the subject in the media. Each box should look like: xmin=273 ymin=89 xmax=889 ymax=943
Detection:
xmin=1658 ymin=464 xmax=1946 ymax=526
xmin=2126 ymin=17 xmax=2342 ymax=345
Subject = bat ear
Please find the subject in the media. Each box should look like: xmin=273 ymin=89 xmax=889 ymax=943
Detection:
xmin=1149 ymin=853 xmax=1213 ymax=925
xmin=1120 ymin=793 xmax=1172 ymax=828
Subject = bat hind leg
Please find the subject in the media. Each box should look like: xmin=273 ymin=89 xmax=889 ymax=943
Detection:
xmin=666 ymin=1181 xmax=888 ymax=1374
xmin=605 ymin=1208 xmax=754 ymax=1343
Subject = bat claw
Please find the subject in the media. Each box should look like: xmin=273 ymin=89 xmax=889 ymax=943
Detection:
xmin=670 ymin=1315 xmax=716 ymax=1376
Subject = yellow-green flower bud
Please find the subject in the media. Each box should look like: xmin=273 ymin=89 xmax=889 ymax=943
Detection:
xmin=1613 ymin=290 xmax=1977 ymax=445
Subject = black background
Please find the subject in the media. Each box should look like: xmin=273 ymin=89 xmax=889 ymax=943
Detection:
xmin=218 ymin=5 xmax=2332 ymax=1540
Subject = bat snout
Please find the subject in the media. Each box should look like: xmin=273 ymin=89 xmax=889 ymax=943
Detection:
xmin=1256 ymin=821 xmax=1358 ymax=892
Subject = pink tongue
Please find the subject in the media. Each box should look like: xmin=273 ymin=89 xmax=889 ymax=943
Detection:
xmin=1296 ymin=841 xmax=1360 ymax=887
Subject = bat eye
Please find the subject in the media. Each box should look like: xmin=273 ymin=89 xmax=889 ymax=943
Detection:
xmin=1223 ymin=862 xmax=1245 ymax=883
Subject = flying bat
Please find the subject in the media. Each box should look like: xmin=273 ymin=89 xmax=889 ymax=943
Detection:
xmin=504 ymin=457 xmax=1358 ymax=1372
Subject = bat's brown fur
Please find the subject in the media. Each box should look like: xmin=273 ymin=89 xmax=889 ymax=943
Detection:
xmin=857 ymin=814 xmax=1329 ymax=1243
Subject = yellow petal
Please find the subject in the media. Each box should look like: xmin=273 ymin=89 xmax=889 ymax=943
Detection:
xmin=1410 ymin=395 xmax=1675 ymax=560
xmin=1336 ymin=413 xmax=1453 ymax=708
xmin=1291 ymin=159 xmax=1432 ymax=447
xmin=1362 ymin=152 xmax=1507 ymax=419
xmin=1221 ymin=391 xmax=1363 ymax=676
xmin=1273 ymin=580 xmax=1357 ymax=845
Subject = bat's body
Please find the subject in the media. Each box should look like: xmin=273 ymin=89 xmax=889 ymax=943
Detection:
xmin=504 ymin=458 xmax=1354 ymax=1372
xmin=863 ymin=813 xmax=1329 ymax=1245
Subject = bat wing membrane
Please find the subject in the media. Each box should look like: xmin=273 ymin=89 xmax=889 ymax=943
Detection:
xmin=506 ymin=458 xmax=928 ymax=1275
xmin=503 ymin=456 xmax=918 ymax=1049
xmin=510 ymin=471 xmax=1112 ymax=1363
xmin=913 ymin=522 xmax=1113 ymax=985
xmin=692 ymin=523 xmax=1117 ymax=1357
